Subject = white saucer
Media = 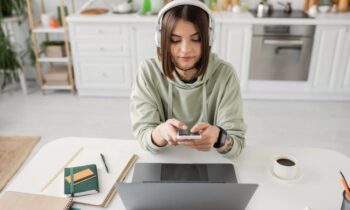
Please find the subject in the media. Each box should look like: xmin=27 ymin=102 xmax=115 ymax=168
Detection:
xmin=270 ymin=167 xmax=302 ymax=181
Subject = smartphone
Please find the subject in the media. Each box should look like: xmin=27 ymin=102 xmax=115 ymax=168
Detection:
xmin=176 ymin=129 xmax=202 ymax=140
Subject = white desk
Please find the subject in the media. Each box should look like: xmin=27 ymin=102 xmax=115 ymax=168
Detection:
xmin=4 ymin=137 xmax=350 ymax=210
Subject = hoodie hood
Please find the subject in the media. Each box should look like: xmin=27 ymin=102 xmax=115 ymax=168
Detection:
xmin=154 ymin=52 xmax=223 ymax=123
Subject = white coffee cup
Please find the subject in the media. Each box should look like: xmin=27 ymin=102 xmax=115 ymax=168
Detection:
xmin=273 ymin=155 xmax=298 ymax=180
xmin=308 ymin=5 xmax=318 ymax=17
xmin=232 ymin=5 xmax=241 ymax=13
xmin=41 ymin=13 xmax=53 ymax=27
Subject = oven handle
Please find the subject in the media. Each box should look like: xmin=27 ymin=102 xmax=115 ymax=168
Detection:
xmin=263 ymin=39 xmax=303 ymax=45
xmin=275 ymin=46 xmax=302 ymax=54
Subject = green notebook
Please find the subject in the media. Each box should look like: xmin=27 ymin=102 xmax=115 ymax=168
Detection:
xmin=64 ymin=164 xmax=99 ymax=197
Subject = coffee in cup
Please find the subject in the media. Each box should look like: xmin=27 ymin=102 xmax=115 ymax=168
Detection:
xmin=277 ymin=158 xmax=296 ymax=166
xmin=273 ymin=155 xmax=298 ymax=180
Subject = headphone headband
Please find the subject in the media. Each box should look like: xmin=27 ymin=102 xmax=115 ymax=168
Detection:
xmin=155 ymin=0 xmax=215 ymax=47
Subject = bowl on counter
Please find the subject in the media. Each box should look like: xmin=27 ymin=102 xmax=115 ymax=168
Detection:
xmin=318 ymin=5 xmax=330 ymax=13
xmin=112 ymin=3 xmax=133 ymax=13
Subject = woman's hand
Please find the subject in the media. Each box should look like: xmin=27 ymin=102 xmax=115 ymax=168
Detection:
xmin=151 ymin=119 xmax=187 ymax=147
xmin=177 ymin=122 xmax=220 ymax=151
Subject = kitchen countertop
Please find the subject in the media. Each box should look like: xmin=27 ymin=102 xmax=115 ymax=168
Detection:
xmin=67 ymin=10 xmax=350 ymax=25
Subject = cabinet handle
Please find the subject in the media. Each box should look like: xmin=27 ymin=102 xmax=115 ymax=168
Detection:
xmin=263 ymin=39 xmax=303 ymax=45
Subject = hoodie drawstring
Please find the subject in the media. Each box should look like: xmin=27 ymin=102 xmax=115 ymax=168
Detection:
xmin=167 ymin=83 xmax=173 ymax=119
xmin=202 ymin=83 xmax=208 ymax=122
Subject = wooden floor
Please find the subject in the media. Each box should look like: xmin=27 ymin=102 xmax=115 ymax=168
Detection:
xmin=1 ymin=82 xmax=350 ymax=160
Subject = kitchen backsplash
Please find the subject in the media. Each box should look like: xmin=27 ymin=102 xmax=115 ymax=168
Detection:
xmin=246 ymin=0 xmax=305 ymax=10
xmin=32 ymin=0 xmax=308 ymax=15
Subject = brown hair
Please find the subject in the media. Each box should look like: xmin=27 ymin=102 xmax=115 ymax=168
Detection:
xmin=157 ymin=5 xmax=211 ymax=80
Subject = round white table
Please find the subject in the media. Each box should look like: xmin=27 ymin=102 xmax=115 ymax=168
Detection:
xmin=4 ymin=137 xmax=350 ymax=210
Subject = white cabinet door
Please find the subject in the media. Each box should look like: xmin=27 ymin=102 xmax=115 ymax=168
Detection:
xmin=335 ymin=26 xmax=350 ymax=93
xmin=130 ymin=24 xmax=158 ymax=79
xmin=211 ymin=23 xmax=222 ymax=57
xmin=220 ymin=24 xmax=252 ymax=91
xmin=308 ymin=25 xmax=345 ymax=92
xmin=78 ymin=59 xmax=132 ymax=89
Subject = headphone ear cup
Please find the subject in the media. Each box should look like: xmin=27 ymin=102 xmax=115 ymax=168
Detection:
xmin=155 ymin=30 xmax=160 ymax=48
xmin=209 ymin=28 xmax=214 ymax=47
xmin=154 ymin=31 xmax=159 ymax=47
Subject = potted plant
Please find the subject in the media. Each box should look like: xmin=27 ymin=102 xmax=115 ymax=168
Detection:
xmin=0 ymin=0 xmax=26 ymax=89
xmin=41 ymin=40 xmax=66 ymax=58
xmin=1 ymin=0 xmax=26 ymax=19
xmin=0 ymin=27 xmax=21 ymax=89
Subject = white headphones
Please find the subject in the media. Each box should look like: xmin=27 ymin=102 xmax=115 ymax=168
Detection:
xmin=155 ymin=0 xmax=215 ymax=48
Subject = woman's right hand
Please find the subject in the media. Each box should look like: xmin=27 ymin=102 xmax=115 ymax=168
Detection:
xmin=151 ymin=119 xmax=187 ymax=147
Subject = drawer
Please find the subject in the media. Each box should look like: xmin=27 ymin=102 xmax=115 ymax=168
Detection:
xmin=74 ymin=23 xmax=128 ymax=42
xmin=76 ymin=42 xmax=129 ymax=57
xmin=78 ymin=59 xmax=131 ymax=89
xmin=75 ymin=23 xmax=127 ymax=36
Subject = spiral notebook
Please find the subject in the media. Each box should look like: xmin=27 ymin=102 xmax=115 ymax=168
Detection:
xmin=42 ymin=148 xmax=138 ymax=207
xmin=0 ymin=191 xmax=73 ymax=210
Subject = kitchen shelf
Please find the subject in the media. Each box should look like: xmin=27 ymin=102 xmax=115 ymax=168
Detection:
xmin=33 ymin=25 xmax=64 ymax=34
xmin=26 ymin=0 xmax=75 ymax=95
xmin=38 ymin=56 xmax=70 ymax=63
xmin=43 ymin=85 xmax=72 ymax=90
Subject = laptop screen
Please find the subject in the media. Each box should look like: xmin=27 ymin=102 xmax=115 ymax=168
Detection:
xmin=160 ymin=164 xmax=208 ymax=182
xmin=132 ymin=163 xmax=237 ymax=183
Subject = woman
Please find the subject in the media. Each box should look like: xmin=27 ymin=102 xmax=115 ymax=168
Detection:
xmin=130 ymin=0 xmax=246 ymax=158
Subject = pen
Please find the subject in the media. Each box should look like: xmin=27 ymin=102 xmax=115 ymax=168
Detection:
xmin=100 ymin=153 xmax=109 ymax=173
xmin=340 ymin=171 xmax=350 ymax=200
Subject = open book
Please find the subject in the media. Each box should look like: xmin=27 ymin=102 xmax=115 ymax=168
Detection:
xmin=42 ymin=148 xmax=137 ymax=207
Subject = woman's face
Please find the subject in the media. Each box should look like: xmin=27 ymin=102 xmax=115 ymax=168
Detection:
xmin=170 ymin=19 xmax=202 ymax=71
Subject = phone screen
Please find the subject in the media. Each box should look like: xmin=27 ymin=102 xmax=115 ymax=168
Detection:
xmin=177 ymin=129 xmax=201 ymax=140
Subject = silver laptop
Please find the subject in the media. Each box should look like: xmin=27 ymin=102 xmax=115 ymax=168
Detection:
xmin=116 ymin=163 xmax=258 ymax=210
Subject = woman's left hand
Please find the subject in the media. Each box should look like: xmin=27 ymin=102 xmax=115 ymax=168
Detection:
xmin=177 ymin=122 xmax=220 ymax=151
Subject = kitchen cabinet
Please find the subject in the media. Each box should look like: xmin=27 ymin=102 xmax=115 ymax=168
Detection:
xmin=67 ymin=14 xmax=350 ymax=99
xmin=219 ymin=24 xmax=252 ymax=91
xmin=130 ymin=24 xmax=158 ymax=78
xmin=68 ymin=22 xmax=132 ymax=96
xmin=68 ymin=20 xmax=223 ymax=96
xmin=335 ymin=26 xmax=350 ymax=93
xmin=308 ymin=25 xmax=350 ymax=94
xmin=211 ymin=24 xmax=222 ymax=57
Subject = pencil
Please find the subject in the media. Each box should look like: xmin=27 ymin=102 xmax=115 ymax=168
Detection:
xmin=340 ymin=171 xmax=350 ymax=200
xmin=41 ymin=147 xmax=83 ymax=192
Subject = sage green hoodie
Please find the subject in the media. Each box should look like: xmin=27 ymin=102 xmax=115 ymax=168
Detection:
xmin=130 ymin=53 xmax=246 ymax=158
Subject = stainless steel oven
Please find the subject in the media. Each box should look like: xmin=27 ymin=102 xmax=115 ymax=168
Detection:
xmin=249 ymin=25 xmax=315 ymax=81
